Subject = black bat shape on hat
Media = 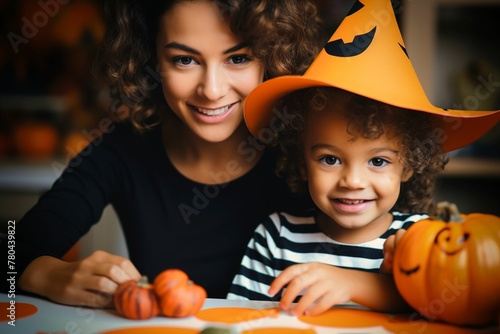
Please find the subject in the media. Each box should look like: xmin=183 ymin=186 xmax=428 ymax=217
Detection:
xmin=325 ymin=26 xmax=376 ymax=57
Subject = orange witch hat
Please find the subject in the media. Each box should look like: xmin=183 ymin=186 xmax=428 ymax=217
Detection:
xmin=244 ymin=0 xmax=500 ymax=152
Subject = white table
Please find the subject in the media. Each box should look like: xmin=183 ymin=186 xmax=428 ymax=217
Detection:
xmin=0 ymin=293 xmax=497 ymax=334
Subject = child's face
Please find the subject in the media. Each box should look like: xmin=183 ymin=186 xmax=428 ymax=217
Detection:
xmin=156 ymin=0 xmax=265 ymax=143
xmin=302 ymin=106 xmax=413 ymax=239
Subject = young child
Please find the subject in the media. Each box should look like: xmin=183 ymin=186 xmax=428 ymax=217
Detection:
xmin=228 ymin=86 xmax=447 ymax=314
xmin=229 ymin=0 xmax=500 ymax=316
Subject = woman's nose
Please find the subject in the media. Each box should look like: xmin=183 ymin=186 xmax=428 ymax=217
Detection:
xmin=198 ymin=64 xmax=228 ymax=101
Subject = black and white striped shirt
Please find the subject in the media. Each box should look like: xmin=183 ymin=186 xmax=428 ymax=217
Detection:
xmin=227 ymin=211 xmax=428 ymax=301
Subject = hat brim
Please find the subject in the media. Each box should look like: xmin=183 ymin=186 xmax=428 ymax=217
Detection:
xmin=244 ymin=75 xmax=500 ymax=153
xmin=244 ymin=76 xmax=328 ymax=136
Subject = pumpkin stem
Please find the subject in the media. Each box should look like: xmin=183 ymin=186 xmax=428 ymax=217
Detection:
xmin=435 ymin=201 xmax=464 ymax=223
xmin=137 ymin=275 xmax=149 ymax=287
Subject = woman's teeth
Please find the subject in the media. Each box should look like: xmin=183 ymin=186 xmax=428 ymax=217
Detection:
xmin=197 ymin=105 xmax=230 ymax=116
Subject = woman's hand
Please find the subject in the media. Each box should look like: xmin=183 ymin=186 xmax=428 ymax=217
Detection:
xmin=380 ymin=229 xmax=407 ymax=274
xmin=18 ymin=250 xmax=141 ymax=308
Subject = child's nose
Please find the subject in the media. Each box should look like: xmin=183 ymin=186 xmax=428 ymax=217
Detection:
xmin=339 ymin=165 xmax=366 ymax=189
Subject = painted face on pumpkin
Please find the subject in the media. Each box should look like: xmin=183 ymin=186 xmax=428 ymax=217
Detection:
xmin=399 ymin=225 xmax=470 ymax=276
xmin=435 ymin=227 xmax=470 ymax=255
xmin=393 ymin=208 xmax=500 ymax=326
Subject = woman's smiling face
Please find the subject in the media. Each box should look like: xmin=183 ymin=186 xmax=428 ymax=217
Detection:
xmin=156 ymin=0 xmax=265 ymax=143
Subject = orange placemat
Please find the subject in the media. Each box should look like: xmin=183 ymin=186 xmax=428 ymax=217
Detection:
xmin=299 ymin=308 xmax=498 ymax=334
xmin=242 ymin=328 xmax=315 ymax=334
xmin=196 ymin=307 xmax=279 ymax=324
xmin=100 ymin=327 xmax=198 ymax=334
xmin=0 ymin=302 xmax=37 ymax=321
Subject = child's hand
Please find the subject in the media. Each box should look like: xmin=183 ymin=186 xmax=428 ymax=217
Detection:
xmin=268 ymin=262 xmax=353 ymax=316
xmin=380 ymin=229 xmax=407 ymax=274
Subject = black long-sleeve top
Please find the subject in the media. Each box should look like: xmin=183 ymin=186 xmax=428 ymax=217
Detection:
xmin=1 ymin=122 xmax=311 ymax=298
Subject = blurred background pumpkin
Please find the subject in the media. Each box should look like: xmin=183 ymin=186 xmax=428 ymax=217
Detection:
xmin=0 ymin=0 xmax=108 ymax=161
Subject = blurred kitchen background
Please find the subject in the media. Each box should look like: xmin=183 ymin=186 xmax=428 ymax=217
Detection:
xmin=0 ymin=0 xmax=499 ymax=261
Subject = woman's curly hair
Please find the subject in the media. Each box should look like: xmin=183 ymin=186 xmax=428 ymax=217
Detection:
xmin=93 ymin=0 xmax=326 ymax=132
xmin=275 ymin=87 xmax=449 ymax=214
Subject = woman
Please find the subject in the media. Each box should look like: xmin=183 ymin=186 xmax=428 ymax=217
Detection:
xmin=7 ymin=0 xmax=325 ymax=307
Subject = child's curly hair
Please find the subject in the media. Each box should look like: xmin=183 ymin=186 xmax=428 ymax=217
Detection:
xmin=275 ymin=87 xmax=449 ymax=214
xmin=93 ymin=0 xmax=326 ymax=132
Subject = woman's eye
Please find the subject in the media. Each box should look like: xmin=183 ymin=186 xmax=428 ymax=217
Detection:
xmin=370 ymin=157 xmax=389 ymax=167
xmin=319 ymin=155 xmax=339 ymax=166
xmin=173 ymin=56 xmax=196 ymax=66
xmin=228 ymin=55 xmax=251 ymax=65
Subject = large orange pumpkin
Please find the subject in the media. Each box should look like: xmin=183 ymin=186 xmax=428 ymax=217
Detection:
xmin=114 ymin=276 xmax=160 ymax=320
xmin=393 ymin=202 xmax=500 ymax=326
xmin=154 ymin=269 xmax=207 ymax=318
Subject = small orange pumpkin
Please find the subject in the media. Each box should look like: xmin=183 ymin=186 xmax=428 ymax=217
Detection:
xmin=155 ymin=269 xmax=207 ymax=318
xmin=11 ymin=122 xmax=59 ymax=158
xmin=114 ymin=276 xmax=160 ymax=320
xmin=154 ymin=268 xmax=189 ymax=298
xmin=393 ymin=201 xmax=500 ymax=326
xmin=63 ymin=131 xmax=91 ymax=158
